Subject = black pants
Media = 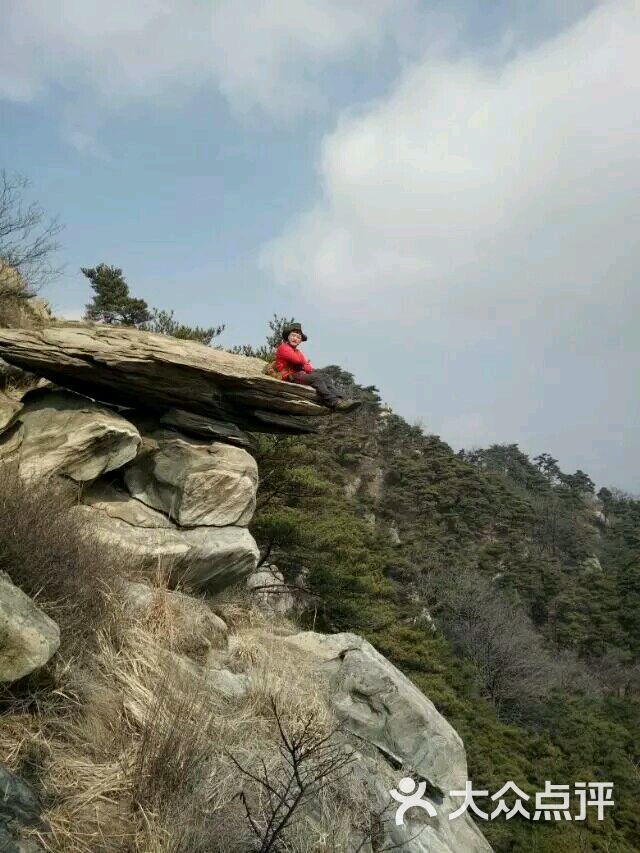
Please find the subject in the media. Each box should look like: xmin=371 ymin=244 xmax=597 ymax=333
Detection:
xmin=288 ymin=370 xmax=340 ymax=407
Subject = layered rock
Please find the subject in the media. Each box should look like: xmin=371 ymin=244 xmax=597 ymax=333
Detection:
xmin=0 ymin=323 xmax=327 ymax=433
xmin=159 ymin=408 xmax=253 ymax=447
xmin=3 ymin=389 xmax=140 ymax=482
xmin=124 ymin=429 xmax=257 ymax=527
xmin=0 ymin=572 xmax=60 ymax=683
xmin=75 ymin=483 xmax=258 ymax=592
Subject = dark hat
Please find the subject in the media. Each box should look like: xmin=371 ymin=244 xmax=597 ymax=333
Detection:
xmin=282 ymin=322 xmax=307 ymax=342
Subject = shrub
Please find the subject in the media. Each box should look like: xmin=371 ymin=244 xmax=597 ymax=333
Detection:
xmin=0 ymin=465 xmax=123 ymax=656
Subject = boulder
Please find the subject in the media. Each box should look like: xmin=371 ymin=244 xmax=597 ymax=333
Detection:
xmin=388 ymin=522 xmax=401 ymax=545
xmin=0 ymin=764 xmax=44 ymax=827
xmin=155 ymin=647 xmax=250 ymax=703
xmin=0 ymin=572 xmax=60 ymax=682
xmin=124 ymin=429 xmax=257 ymax=527
xmin=74 ymin=492 xmax=259 ymax=592
xmin=0 ymin=323 xmax=328 ymax=433
xmin=246 ymin=564 xmax=295 ymax=615
xmin=276 ymin=631 xmax=492 ymax=853
xmin=12 ymin=389 xmax=140 ymax=482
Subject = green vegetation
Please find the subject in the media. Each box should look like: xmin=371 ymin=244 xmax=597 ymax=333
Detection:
xmin=82 ymin=263 xmax=152 ymax=326
xmin=82 ymin=262 xmax=224 ymax=344
xmin=244 ymin=326 xmax=640 ymax=853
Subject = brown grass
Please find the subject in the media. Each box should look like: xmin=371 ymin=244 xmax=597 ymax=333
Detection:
xmin=1 ymin=474 xmax=379 ymax=851
xmin=2 ymin=598 xmax=373 ymax=852
xmin=0 ymin=464 xmax=123 ymax=656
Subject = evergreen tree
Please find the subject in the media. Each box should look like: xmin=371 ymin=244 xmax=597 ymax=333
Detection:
xmin=230 ymin=314 xmax=296 ymax=360
xmin=139 ymin=308 xmax=224 ymax=346
xmin=237 ymin=316 xmax=640 ymax=853
xmin=82 ymin=263 xmax=151 ymax=326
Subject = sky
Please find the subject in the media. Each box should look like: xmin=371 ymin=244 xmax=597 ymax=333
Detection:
xmin=1 ymin=0 xmax=638 ymax=492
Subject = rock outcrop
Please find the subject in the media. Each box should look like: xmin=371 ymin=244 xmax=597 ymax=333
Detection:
xmin=122 ymin=581 xmax=228 ymax=653
xmin=124 ymin=429 xmax=257 ymax=527
xmin=75 ymin=485 xmax=258 ymax=592
xmin=246 ymin=564 xmax=296 ymax=615
xmin=0 ymin=572 xmax=60 ymax=683
xmin=275 ymin=631 xmax=492 ymax=853
xmin=0 ymin=320 xmax=493 ymax=852
xmin=8 ymin=389 xmax=141 ymax=482
xmin=159 ymin=408 xmax=253 ymax=447
xmin=0 ymin=323 xmax=319 ymax=593
xmin=0 ymin=323 xmax=327 ymax=433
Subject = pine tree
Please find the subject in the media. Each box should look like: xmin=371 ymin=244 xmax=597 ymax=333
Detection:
xmin=139 ymin=308 xmax=224 ymax=346
xmin=82 ymin=263 xmax=151 ymax=326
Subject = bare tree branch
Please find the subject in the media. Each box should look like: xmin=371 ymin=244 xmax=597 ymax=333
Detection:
xmin=0 ymin=170 xmax=62 ymax=299
xmin=228 ymin=696 xmax=355 ymax=852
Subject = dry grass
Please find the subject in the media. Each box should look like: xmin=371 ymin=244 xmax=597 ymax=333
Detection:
xmin=1 ymin=473 xmax=379 ymax=851
xmin=0 ymin=465 xmax=123 ymax=657
xmin=3 ymin=572 xmax=375 ymax=852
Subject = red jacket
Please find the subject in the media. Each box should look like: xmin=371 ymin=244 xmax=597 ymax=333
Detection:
xmin=275 ymin=342 xmax=313 ymax=380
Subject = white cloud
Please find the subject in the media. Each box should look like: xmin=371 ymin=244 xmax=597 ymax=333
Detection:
xmin=263 ymin=0 xmax=639 ymax=314
xmin=262 ymin=0 xmax=640 ymax=486
xmin=0 ymin=0 xmax=402 ymax=118
xmin=64 ymin=129 xmax=112 ymax=161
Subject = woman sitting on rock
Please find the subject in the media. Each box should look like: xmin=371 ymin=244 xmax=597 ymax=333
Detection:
xmin=275 ymin=322 xmax=361 ymax=413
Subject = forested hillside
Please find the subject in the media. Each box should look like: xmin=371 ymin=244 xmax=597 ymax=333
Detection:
xmin=246 ymin=345 xmax=640 ymax=853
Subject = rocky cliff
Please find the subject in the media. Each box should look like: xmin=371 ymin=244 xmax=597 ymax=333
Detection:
xmin=0 ymin=322 xmax=492 ymax=853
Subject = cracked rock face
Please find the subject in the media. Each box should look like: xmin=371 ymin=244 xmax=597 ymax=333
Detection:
xmin=124 ymin=429 xmax=258 ymax=527
xmin=277 ymin=631 xmax=492 ymax=853
xmin=75 ymin=484 xmax=259 ymax=592
xmin=0 ymin=572 xmax=60 ymax=683
xmin=0 ymin=323 xmax=327 ymax=433
xmin=6 ymin=389 xmax=141 ymax=482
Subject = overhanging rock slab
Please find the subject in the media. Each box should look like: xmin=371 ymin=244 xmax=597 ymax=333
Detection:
xmin=0 ymin=323 xmax=328 ymax=434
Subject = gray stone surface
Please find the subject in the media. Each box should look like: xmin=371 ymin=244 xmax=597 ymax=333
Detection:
xmin=159 ymin=408 xmax=253 ymax=447
xmin=0 ymin=763 xmax=46 ymax=852
xmin=156 ymin=647 xmax=249 ymax=701
xmin=581 ymin=555 xmax=603 ymax=574
xmin=0 ymin=573 xmax=60 ymax=683
xmin=81 ymin=481 xmax=174 ymax=528
xmin=0 ymin=323 xmax=328 ymax=433
xmin=0 ymin=764 xmax=43 ymax=827
xmin=278 ymin=631 xmax=492 ymax=853
xmin=14 ymin=390 xmax=140 ymax=482
xmin=247 ymin=565 xmax=295 ymax=615
xmin=124 ymin=430 xmax=257 ymax=527
xmin=0 ymin=422 xmax=24 ymax=460
xmin=74 ymin=503 xmax=259 ymax=593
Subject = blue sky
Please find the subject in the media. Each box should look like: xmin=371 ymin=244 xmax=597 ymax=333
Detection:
xmin=1 ymin=0 xmax=638 ymax=492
